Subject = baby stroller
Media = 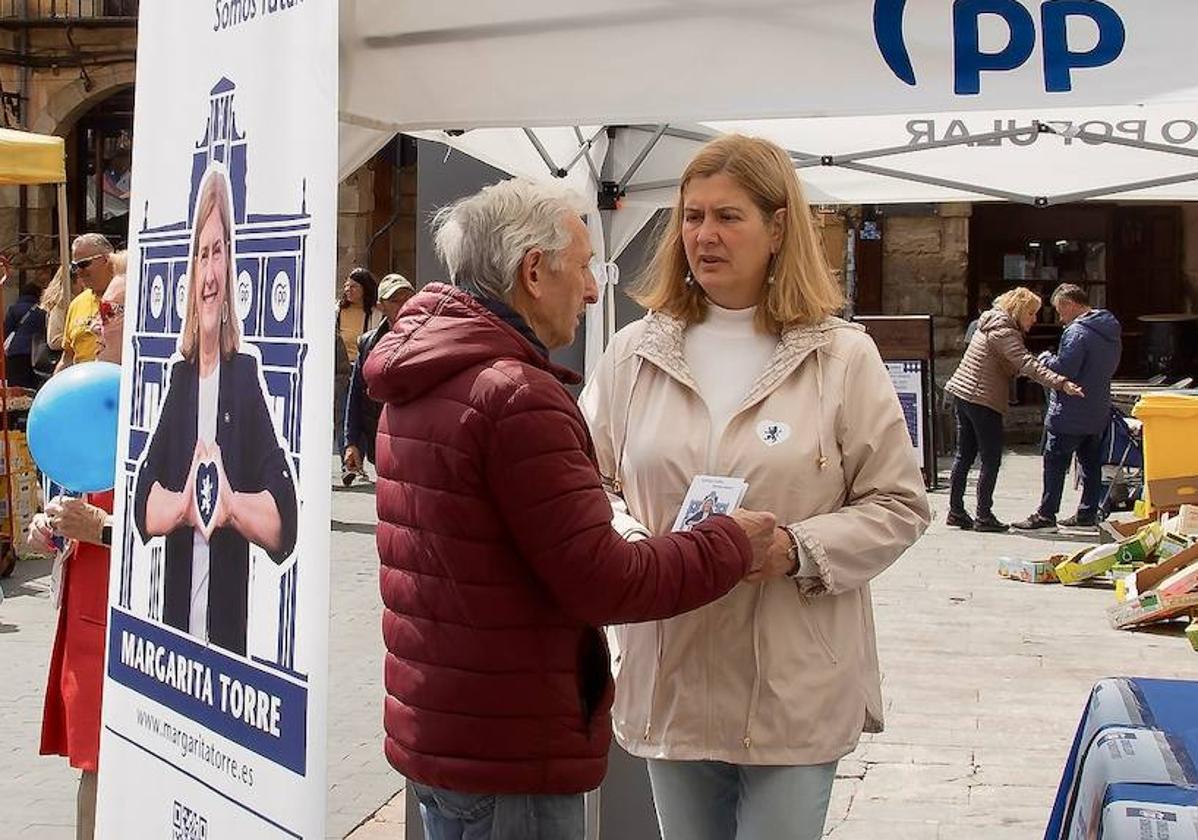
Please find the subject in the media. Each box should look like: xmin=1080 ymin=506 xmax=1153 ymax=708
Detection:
xmin=1095 ymin=406 xmax=1144 ymax=517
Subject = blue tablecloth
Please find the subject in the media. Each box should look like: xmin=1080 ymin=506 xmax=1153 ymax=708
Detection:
xmin=1045 ymin=677 xmax=1198 ymax=840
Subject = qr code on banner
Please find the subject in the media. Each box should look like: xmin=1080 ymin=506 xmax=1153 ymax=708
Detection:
xmin=173 ymin=801 xmax=208 ymax=840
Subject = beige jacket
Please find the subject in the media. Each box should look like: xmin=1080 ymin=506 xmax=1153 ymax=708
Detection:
xmin=945 ymin=309 xmax=1067 ymax=415
xmin=579 ymin=312 xmax=930 ymax=766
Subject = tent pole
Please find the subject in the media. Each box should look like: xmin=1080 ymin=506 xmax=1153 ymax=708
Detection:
xmin=617 ymin=124 xmax=668 ymax=192
xmin=56 ymin=182 xmax=69 ymax=273
xmin=569 ymin=126 xmax=606 ymax=187
xmin=837 ymin=160 xmax=1037 ymax=204
xmin=1046 ymin=170 xmax=1198 ymax=205
xmin=824 ymin=122 xmax=1048 ymax=165
xmin=1041 ymin=123 xmax=1198 ymax=161
xmin=843 ymin=217 xmax=857 ymax=319
xmin=522 ymin=128 xmax=563 ymax=176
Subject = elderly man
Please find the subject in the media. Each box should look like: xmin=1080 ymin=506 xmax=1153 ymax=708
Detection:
xmin=1013 ymin=283 xmax=1122 ymax=530
xmin=341 ymin=272 xmax=415 ymax=485
xmin=57 ymin=233 xmax=115 ymax=370
xmin=364 ymin=179 xmax=780 ymax=840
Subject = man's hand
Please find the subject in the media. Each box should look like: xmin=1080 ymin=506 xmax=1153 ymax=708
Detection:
xmin=1063 ymin=381 xmax=1085 ymax=398
xmin=45 ymin=496 xmax=108 ymax=545
xmin=728 ymin=508 xmax=777 ymax=577
xmin=744 ymin=527 xmax=797 ymax=583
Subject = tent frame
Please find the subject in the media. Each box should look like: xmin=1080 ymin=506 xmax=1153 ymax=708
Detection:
xmin=487 ymin=119 xmax=1198 ymax=212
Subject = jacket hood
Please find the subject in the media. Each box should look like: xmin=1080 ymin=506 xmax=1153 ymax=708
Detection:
xmin=364 ymin=283 xmax=581 ymax=406
xmin=1072 ymin=308 xmax=1121 ymax=344
xmin=978 ymin=308 xmax=1018 ymax=334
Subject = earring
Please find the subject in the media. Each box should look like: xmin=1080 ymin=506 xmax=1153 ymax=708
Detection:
xmin=221 ymin=306 xmax=228 ymax=324
xmin=767 ymin=254 xmax=777 ymax=286
xmin=684 ymin=272 xmax=695 ymax=287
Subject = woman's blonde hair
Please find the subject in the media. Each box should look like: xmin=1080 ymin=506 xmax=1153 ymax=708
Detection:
xmin=631 ymin=134 xmax=844 ymax=332
xmin=179 ymin=167 xmax=240 ymax=362
xmin=39 ymin=265 xmax=68 ymax=311
xmin=993 ymin=286 xmax=1042 ymax=325
xmin=110 ymin=249 xmax=128 ymax=277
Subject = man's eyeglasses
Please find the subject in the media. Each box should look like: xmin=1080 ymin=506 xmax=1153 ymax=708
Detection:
xmin=69 ymin=254 xmax=104 ymax=275
xmin=99 ymin=300 xmax=125 ymax=325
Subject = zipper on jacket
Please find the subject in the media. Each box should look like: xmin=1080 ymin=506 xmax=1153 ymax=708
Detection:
xmin=741 ymin=583 xmax=766 ymax=750
xmin=643 ymin=620 xmax=664 ymax=741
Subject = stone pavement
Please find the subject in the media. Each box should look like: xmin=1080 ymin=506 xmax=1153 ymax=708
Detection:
xmin=0 ymin=462 xmax=400 ymax=840
xmin=347 ymin=448 xmax=1196 ymax=840
xmin=3 ymin=450 xmax=1194 ymax=839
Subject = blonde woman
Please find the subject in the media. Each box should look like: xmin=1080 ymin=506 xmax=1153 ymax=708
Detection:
xmin=580 ymin=135 xmax=931 ymax=840
xmin=944 ymin=287 xmax=1083 ymax=532
xmin=132 ymin=166 xmax=297 ymax=656
xmin=40 ymin=265 xmax=79 ymax=352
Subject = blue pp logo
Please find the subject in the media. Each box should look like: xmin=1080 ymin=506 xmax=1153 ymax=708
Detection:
xmin=874 ymin=0 xmax=1126 ymax=95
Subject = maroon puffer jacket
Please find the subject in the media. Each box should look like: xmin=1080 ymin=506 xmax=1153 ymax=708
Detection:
xmin=363 ymin=284 xmax=751 ymax=795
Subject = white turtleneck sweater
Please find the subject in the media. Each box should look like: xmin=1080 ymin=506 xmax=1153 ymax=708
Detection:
xmin=683 ymin=303 xmax=778 ymax=463
xmin=682 ymin=303 xmax=817 ymax=578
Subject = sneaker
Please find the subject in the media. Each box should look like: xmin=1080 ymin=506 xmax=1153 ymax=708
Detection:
xmin=1011 ymin=513 xmax=1056 ymax=531
xmin=974 ymin=515 xmax=1010 ymax=533
xmin=1059 ymin=513 xmax=1098 ymax=528
xmin=946 ymin=511 xmax=974 ymax=530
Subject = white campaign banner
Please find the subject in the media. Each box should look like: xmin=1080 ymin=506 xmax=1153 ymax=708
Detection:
xmin=342 ymin=0 xmax=1198 ymax=132
xmin=98 ymin=1 xmax=336 ymax=837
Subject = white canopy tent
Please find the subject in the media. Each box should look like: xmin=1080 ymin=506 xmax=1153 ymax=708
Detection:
xmin=338 ymin=0 xmax=1198 ymax=372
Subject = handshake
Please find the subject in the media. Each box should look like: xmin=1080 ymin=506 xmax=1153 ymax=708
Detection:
xmin=728 ymin=510 xmax=797 ymax=583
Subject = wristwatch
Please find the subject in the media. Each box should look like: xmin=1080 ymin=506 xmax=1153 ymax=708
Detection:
xmin=100 ymin=519 xmax=113 ymax=547
xmin=780 ymin=527 xmax=803 ymax=578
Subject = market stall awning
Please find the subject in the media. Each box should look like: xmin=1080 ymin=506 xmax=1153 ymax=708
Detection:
xmin=0 ymin=128 xmax=66 ymax=186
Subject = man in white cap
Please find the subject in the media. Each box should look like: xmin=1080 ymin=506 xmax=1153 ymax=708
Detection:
xmin=341 ymin=272 xmax=414 ymax=484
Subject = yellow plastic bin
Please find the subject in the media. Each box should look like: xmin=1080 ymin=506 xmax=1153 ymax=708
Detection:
xmin=1132 ymin=393 xmax=1198 ymax=509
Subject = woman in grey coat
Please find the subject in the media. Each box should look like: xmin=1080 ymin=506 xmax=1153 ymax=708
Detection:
xmin=944 ymin=287 xmax=1083 ymax=532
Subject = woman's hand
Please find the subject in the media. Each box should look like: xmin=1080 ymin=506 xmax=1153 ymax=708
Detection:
xmin=181 ymin=439 xmax=208 ymax=531
xmin=205 ymin=442 xmax=233 ymax=539
xmin=45 ymin=496 xmax=108 ymax=545
xmin=1063 ymin=381 xmax=1085 ymax=398
xmin=744 ymin=526 xmax=797 ymax=583
xmin=27 ymin=512 xmax=57 ymax=553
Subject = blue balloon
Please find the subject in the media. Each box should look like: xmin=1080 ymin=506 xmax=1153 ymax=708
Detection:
xmin=27 ymin=362 xmax=122 ymax=493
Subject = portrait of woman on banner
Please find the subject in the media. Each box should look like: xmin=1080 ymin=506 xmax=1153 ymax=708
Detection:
xmin=133 ymin=165 xmax=298 ymax=657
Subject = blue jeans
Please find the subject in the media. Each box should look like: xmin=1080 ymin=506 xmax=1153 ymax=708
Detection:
xmin=1038 ymin=430 xmax=1105 ymax=519
xmin=647 ymin=759 xmax=838 ymax=840
xmin=410 ymin=782 xmax=584 ymax=840
xmin=949 ymin=399 xmax=1005 ymax=518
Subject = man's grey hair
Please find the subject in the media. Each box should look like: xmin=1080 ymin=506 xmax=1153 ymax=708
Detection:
xmin=432 ymin=178 xmax=587 ymax=302
xmin=72 ymin=233 xmax=114 ymax=254
xmin=1050 ymin=283 xmax=1089 ymax=307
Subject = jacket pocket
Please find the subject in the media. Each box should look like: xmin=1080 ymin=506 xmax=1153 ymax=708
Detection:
xmin=794 ymin=583 xmax=837 ymax=665
xmin=577 ymin=626 xmax=610 ymax=724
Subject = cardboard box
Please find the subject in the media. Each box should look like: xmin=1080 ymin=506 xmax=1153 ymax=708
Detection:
xmin=997 ymin=556 xmax=1059 ymax=584
xmin=1147 ymin=475 xmax=1198 ymax=511
xmin=1100 ymin=516 xmax=1154 ymax=543
xmin=1108 ymin=590 xmax=1198 ymax=629
xmin=1126 ymin=543 xmax=1198 ymax=600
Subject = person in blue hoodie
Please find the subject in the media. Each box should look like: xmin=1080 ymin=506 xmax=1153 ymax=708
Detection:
xmin=1013 ymin=284 xmax=1122 ymax=530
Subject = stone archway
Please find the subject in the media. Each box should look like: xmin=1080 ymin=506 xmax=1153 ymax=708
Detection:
xmin=29 ymin=63 xmax=135 ymax=138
